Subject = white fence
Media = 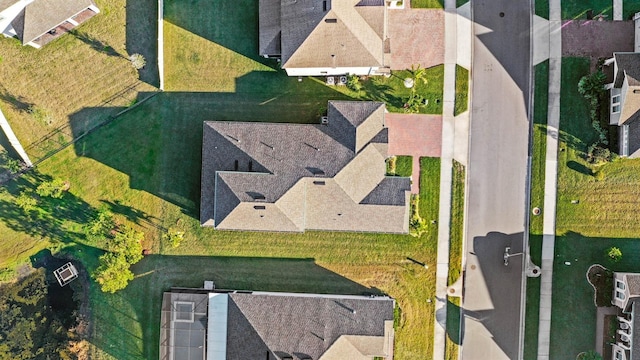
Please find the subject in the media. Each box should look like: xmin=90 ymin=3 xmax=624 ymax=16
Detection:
xmin=158 ymin=0 xmax=164 ymax=90
xmin=0 ymin=106 xmax=32 ymax=167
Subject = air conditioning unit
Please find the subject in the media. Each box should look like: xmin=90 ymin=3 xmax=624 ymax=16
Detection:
xmin=321 ymin=116 xmax=329 ymax=125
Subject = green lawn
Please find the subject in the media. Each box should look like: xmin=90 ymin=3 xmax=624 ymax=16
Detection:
xmin=624 ymin=1 xmax=640 ymax=19
xmin=454 ymin=65 xmax=469 ymax=116
xmin=456 ymin=0 xmax=468 ymax=8
xmin=411 ymin=0 xmax=444 ymax=8
xmin=445 ymin=160 xmax=465 ymax=360
xmin=0 ymin=0 xmax=157 ymax=156
xmin=549 ymin=57 xmax=640 ymax=358
xmin=561 ymin=0 xmax=612 ymax=19
xmin=0 ymin=0 xmax=445 ymax=357
xmin=523 ymin=60 xmax=549 ymax=360
xmin=395 ymin=156 xmax=413 ymax=177
xmin=536 ymin=0 xmax=550 ymax=19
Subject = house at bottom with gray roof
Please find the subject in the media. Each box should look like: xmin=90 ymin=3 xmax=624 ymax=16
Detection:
xmin=200 ymin=101 xmax=411 ymax=233
xmin=610 ymin=272 xmax=640 ymax=360
xmin=159 ymin=286 xmax=395 ymax=360
xmin=0 ymin=0 xmax=99 ymax=48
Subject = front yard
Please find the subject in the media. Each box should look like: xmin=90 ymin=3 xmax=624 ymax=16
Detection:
xmin=549 ymin=57 xmax=640 ymax=358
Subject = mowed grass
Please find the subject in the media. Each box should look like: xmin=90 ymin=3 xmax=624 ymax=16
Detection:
xmin=411 ymin=0 xmax=444 ymax=8
xmin=561 ymin=0 xmax=612 ymax=19
xmin=523 ymin=60 xmax=549 ymax=360
xmin=550 ymin=57 xmax=640 ymax=358
xmin=550 ymin=233 xmax=640 ymax=359
xmin=0 ymin=0 xmax=157 ymax=148
xmin=454 ymin=65 xmax=469 ymax=116
xmin=536 ymin=0 xmax=550 ymax=19
xmin=419 ymin=157 xmax=441 ymax=243
xmin=445 ymin=160 xmax=465 ymax=360
xmin=395 ymin=156 xmax=413 ymax=177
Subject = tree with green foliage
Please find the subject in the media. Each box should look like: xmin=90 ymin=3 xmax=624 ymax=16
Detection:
xmin=578 ymin=72 xmax=606 ymax=99
xmin=86 ymin=208 xmax=115 ymax=237
xmin=606 ymin=246 xmax=622 ymax=263
xmin=0 ymin=152 xmax=22 ymax=174
xmin=93 ymin=252 xmax=135 ymax=293
xmin=15 ymin=191 xmax=37 ymax=213
xmin=346 ymin=74 xmax=362 ymax=92
xmin=109 ymin=225 xmax=144 ymax=264
xmin=35 ymin=178 xmax=67 ymax=199
xmin=410 ymin=64 xmax=428 ymax=86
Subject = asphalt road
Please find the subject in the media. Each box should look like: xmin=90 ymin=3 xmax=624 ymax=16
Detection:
xmin=461 ymin=0 xmax=532 ymax=359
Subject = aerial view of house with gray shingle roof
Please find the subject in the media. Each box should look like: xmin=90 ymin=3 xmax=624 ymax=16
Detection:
xmin=0 ymin=0 xmax=99 ymax=48
xmin=258 ymin=0 xmax=391 ymax=76
xmin=159 ymin=287 xmax=395 ymax=360
xmin=200 ymin=101 xmax=411 ymax=233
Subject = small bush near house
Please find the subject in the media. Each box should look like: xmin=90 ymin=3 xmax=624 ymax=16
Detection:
xmin=577 ymin=350 xmax=603 ymax=360
xmin=409 ymin=195 xmax=428 ymax=237
xmin=346 ymin=74 xmax=362 ymax=92
xmin=164 ymin=227 xmax=185 ymax=248
xmin=130 ymin=53 xmax=146 ymax=70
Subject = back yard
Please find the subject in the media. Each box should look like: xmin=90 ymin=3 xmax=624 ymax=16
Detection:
xmin=0 ymin=0 xmax=448 ymax=358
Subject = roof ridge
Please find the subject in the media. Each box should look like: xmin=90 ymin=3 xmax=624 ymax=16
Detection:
xmin=332 ymin=0 xmax=384 ymax=65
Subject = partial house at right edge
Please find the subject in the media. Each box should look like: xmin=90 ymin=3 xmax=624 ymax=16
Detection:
xmin=607 ymin=14 xmax=640 ymax=157
xmin=611 ymin=272 xmax=640 ymax=360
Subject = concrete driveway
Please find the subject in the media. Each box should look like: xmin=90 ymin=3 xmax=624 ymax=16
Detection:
xmin=389 ymin=8 xmax=444 ymax=70
xmin=386 ymin=113 xmax=442 ymax=193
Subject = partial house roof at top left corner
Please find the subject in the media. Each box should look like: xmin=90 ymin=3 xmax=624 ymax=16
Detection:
xmin=12 ymin=0 xmax=97 ymax=44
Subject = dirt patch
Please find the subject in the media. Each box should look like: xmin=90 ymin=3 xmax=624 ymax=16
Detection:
xmin=562 ymin=20 xmax=634 ymax=70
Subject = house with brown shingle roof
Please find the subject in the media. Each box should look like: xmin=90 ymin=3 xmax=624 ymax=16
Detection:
xmin=159 ymin=286 xmax=395 ymax=360
xmin=0 ymin=0 xmax=99 ymax=48
xmin=200 ymin=101 xmax=411 ymax=233
xmin=259 ymin=0 xmax=391 ymax=76
xmin=611 ymin=272 xmax=640 ymax=360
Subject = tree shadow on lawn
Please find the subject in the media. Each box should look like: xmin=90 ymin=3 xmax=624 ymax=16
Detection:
xmin=0 ymin=171 xmax=95 ymax=243
xmin=69 ymin=71 xmax=353 ymax=217
xmin=91 ymin=254 xmax=380 ymax=359
xmin=549 ymin=231 xmax=640 ymax=359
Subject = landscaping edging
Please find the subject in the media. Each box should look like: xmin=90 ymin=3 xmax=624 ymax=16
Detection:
xmin=586 ymin=264 xmax=611 ymax=307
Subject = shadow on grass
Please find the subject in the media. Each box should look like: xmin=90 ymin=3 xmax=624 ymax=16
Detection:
xmin=549 ymin=231 xmax=640 ymax=359
xmin=70 ymin=30 xmax=126 ymax=59
xmin=0 ymin=171 xmax=94 ymax=243
xmin=446 ymin=298 xmax=461 ymax=345
xmin=69 ymin=71 xmax=352 ymax=216
xmin=567 ymin=160 xmax=593 ymax=176
xmin=125 ymin=0 xmax=160 ymax=87
xmin=91 ymin=254 xmax=380 ymax=359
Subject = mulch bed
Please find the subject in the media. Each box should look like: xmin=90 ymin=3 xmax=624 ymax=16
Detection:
xmin=587 ymin=264 xmax=614 ymax=307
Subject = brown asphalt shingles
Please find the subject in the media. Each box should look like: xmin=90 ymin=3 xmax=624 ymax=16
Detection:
xmin=389 ymin=8 xmax=444 ymax=70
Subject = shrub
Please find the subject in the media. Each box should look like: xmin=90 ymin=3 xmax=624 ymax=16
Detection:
xmin=606 ymin=246 xmax=622 ymax=263
xmin=578 ymin=72 xmax=606 ymax=99
xmin=409 ymin=195 xmax=428 ymax=237
xmin=164 ymin=227 xmax=185 ymax=248
xmin=109 ymin=225 xmax=144 ymax=264
xmin=129 ymin=53 xmax=146 ymax=70
xmin=576 ymin=350 xmax=603 ymax=360
xmin=35 ymin=179 xmax=67 ymax=199
xmin=0 ymin=153 xmax=22 ymax=173
xmin=15 ymin=191 xmax=37 ymax=213
xmin=86 ymin=209 xmax=115 ymax=237
xmin=346 ymin=74 xmax=362 ymax=92
xmin=587 ymin=144 xmax=611 ymax=164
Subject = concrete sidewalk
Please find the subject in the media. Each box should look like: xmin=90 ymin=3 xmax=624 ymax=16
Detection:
xmin=433 ymin=0 xmax=471 ymax=358
xmin=536 ymin=0 xmax=561 ymax=358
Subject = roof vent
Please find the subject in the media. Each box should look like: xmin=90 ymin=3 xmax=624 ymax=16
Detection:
xmin=321 ymin=116 xmax=329 ymax=125
xmin=634 ymin=89 xmax=640 ymax=94
xmin=248 ymin=192 xmax=266 ymax=201
xmin=254 ymin=205 xmax=266 ymax=210
xmin=313 ymin=180 xmax=326 ymax=185
xmin=325 ymin=18 xmax=337 ymax=23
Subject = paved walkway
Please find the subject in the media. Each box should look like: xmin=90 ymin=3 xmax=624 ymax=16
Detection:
xmin=537 ymin=0 xmax=561 ymax=358
xmin=432 ymin=0 xmax=462 ymax=358
xmin=386 ymin=113 xmax=442 ymax=193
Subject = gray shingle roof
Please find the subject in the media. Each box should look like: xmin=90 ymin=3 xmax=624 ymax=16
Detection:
xmin=200 ymin=101 xmax=410 ymax=233
xmin=627 ymin=274 xmax=640 ymax=296
xmin=260 ymin=0 xmax=388 ymax=69
xmin=227 ymin=292 xmax=394 ymax=360
xmin=632 ymin=299 xmax=640 ymax=358
xmin=11 ymin=0 xmax=96 ymax=44
xmin=614 ymin=53 xmax=640 ymax=88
